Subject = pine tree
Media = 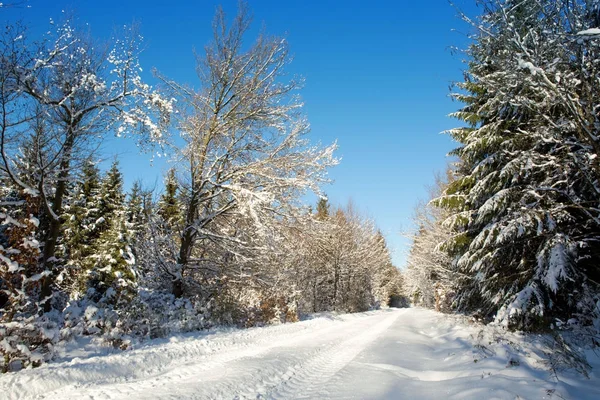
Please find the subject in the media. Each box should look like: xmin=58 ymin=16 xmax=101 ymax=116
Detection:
xmin=316 ymin=197 xmax=330 ymax=221
xmin=97 ymin=161 xmax=126 ymax=233
xmin=90 ymin=213 xmax=137 ymax=303
xmin=437 ymin=0 xmax=600 ymax=330
xmin=126 ymin=180 xmax=146 ymax=244
xmin=87 ymin=161 xmax=136 ymax=301
xmin=157 ymin=168 xmax=180 ymax=228
xmin=61 ymin=161 xmax=103 ymax=295
xmin=126 ymin=181 xmax=150 ymax=255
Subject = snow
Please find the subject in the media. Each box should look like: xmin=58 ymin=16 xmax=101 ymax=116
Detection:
xmin=1 ymin=308 xmax=598 ymax=399
xmin=518 ymin=58 xmax=544 ymax=75
xmin=577 ymin=28 xmax=600 ymax=36
xmin=540 ymin=239 xmax=568 ymax=293
xmin=28 ymin=216 xmax=39 ymax=228
xmin=22 ymin=188 xmax=39 ymax=197
xmin=0 ymin=253 xmax=21 ymax=273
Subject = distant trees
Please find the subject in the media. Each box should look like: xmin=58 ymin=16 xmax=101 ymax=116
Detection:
xmin=404 ymin=172 xmax=461 ymax=313
xmin=292 ymin=200 xmax=402 ymax=314
xmin=411 ymin=0 xmax=600 ymax=331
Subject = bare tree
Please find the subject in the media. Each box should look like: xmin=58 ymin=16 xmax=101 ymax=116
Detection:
xmin=156 ymin=4 xmax=337 ymax=297
xmin=404 ymin=170 xmax=465 ymax=311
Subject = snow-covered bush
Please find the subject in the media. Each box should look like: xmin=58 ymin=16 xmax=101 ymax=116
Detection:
xmin=0 ymin=314 xmax=59 ymax=373
xmin=60 ymin=289 xmax=212 ymax=346
xmin=542 ymin=334 xmax=592 ymax=379
xmin=118 ymin=290 xmax=212 ymax=338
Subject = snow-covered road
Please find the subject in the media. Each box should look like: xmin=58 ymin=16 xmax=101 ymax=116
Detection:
xmin=2 ymin=308 xmax=599 ymax=399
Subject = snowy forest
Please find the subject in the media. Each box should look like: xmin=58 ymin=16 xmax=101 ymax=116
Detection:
xmin=1 ymin=0 xmax=600 ymax=381
xmin=0 ymin=4 xmax=402 ymax=372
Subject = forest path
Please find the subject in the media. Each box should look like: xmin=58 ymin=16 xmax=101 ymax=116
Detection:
xmin=2 ymin=308 xmax=599 ymax=399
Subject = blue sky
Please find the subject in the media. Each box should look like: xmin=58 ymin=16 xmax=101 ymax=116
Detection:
xmin=5 ymin=0 xmax=480 ymax=268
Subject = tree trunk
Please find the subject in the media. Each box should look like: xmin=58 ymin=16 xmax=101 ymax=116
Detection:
xmin=40 ymin=132 xmax=75 ymax=312
xmin=175 ymin=188 xmax=199 ymax=297
xmin=312 ymin=278 xmax=317 ymax=313
xmin=333 ymin=262 xmax=339 ymax=311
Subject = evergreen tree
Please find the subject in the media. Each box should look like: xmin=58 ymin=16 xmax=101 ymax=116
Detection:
xmin=437 ymin=0 xmax=600 ymax=330
xmin=90 ymin=212 xmax=137 ymax=303
xmin=61 ymin=161 xmax=103 ymax=295
xmin=126 ymin=181 xmax=146 ymax=243
xmin=97 ymin=161 xmax=126 ymax=233
xmin=316 ymin=197 xmax=330 ymax=221
xmin=87 ymin=161 xmax=136 ymax=301
xmin=157 ymin=168 xmax=180 ymax=228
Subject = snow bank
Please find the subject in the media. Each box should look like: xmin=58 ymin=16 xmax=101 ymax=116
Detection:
xmin=1 ymin=308 xmax=599 ymax=399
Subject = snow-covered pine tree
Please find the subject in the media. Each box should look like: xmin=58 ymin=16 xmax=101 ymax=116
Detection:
xmin=316 ymin=197 xmax=330 ymax=221
xmin=157 ymin=168 xmax=181 ymax=229
xmin=436 ymin=0 xmax=600 ymax=330
xmin=90 ymin=213 xmax=137 ymax=304
xmin=0 ymin=178 xmax=51 ymax=371
xmin=126 ymin=182 xmax=145 ymax=234
xmin=125 ymin=181 xmax=147 ymax=259
xmin=0 ymin=108 xmax=59 ymax=371
xmin=86 ymin=161 xmax=136 ymax=302
xmin=97 ymin=161 xmax=126 ymax=233
xmin=61 ymin=161 xmax=103 ymax=295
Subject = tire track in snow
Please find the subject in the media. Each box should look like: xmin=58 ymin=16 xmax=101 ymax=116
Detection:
xmin=37 ymin=312 xmax=399 ymax=400
xmin=79 ymin=316 xmax=362 ymax=400
xmin=242 ymin=308 xmax=406 ymax=399
xmin=5 ymin=316 xmax=346 ymax=400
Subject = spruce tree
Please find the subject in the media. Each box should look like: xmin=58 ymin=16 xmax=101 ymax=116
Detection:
xmin=62 ymin=161 xmax=103 ymax=295
xmin=157 ymin=168 xmax=180 ymax=228
xmin=316 ymin=197 xmax=330 ymax=221
xmin=97 ymin=161 xmax=126 ymax=233
xmin=87 ymin=161 xmax=136 ymax=301
xmin=437 ymin=0 xmax=600 ymax=330
xmin=126 ymin=180 xmax=146 ymax=247
xmin=91 ymin=213 xmax=137 ymax=303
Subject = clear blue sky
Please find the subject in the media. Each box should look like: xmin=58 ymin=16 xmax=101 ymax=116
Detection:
xmin=5 ymin=0 xmax=480 ymax=268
